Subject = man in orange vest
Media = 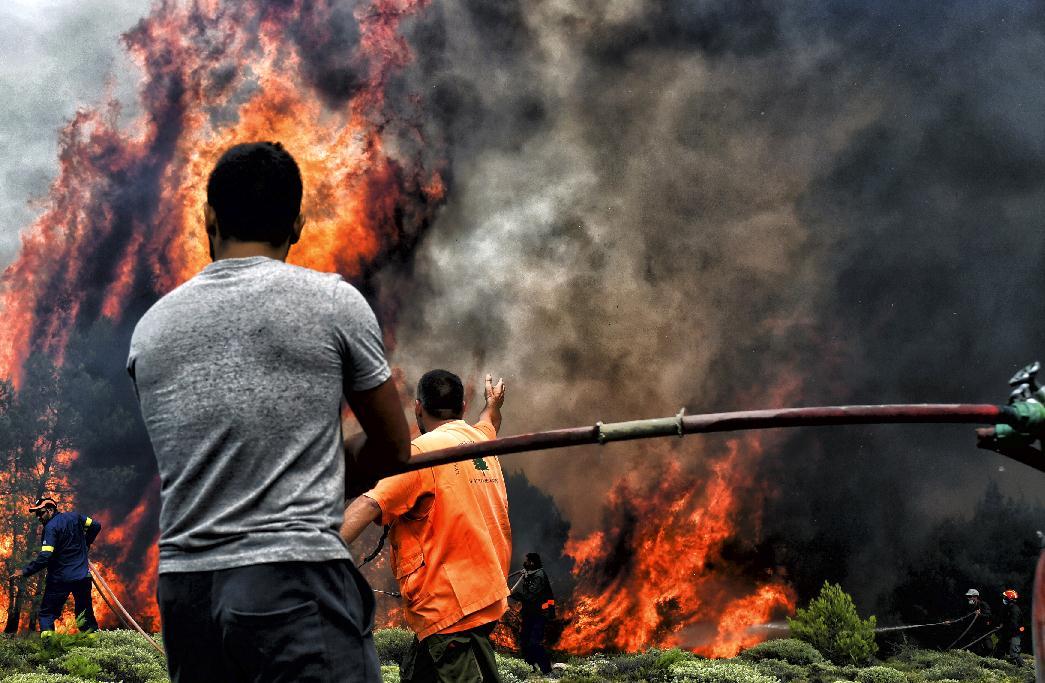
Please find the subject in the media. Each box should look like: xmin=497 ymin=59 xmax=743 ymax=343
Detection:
xmin=342 ymin=370 xmax=510 ymax=682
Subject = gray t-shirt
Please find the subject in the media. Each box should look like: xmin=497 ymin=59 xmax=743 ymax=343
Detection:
xmin=127 ymin=256 xmax=391 ymax=573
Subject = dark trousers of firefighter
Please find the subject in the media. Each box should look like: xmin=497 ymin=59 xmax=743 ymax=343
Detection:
xmin=1007 ymin=635 xmax=1022 ymax=665
xmin=39 ymin=577 xmax=98 ymax=632
xmin=157 ymin=560 xmax=380 ymax=683
xmin=520 ymin=614 xmax=551 ymax=674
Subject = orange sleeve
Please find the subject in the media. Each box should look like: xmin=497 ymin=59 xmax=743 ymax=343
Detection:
xmin=365 ymin=470 xmax=432 ymax=526
xmin=473 ymin=420 xmax=496 ymax=441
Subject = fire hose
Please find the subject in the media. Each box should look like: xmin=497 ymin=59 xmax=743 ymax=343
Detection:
xmin=87 ymin=561 xmax=164 ymax=655
xmin=876 ymin=611 xmax=976 ymax=634
xmin=955 ymin=626 xmax=1002 ymax=652
xmin=400 ymin=404 xmax=1041 ymax=473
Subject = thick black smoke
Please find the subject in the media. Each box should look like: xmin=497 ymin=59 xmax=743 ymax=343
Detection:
xmin=384 ymin=0 xmax=1045 ymax=624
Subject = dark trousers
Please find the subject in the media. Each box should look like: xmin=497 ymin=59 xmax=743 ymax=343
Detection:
xmin=158 ymin=560 xmax=380 ymax=683
xmin=39 ymin=577 xmax=98 ymax=632
xmin=1007 ymin=635 xmax=1023 ymax=665
xmin=520 ymin=614 xmax=551 ymax=674
xmin=401 ymin=621 xmax=501 ymax=683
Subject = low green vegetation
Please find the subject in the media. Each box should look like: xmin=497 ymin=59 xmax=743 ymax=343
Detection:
xmin=0 ymin=629 xmax=1035 ymax=682
xmin=0 ymin=630 xmax=167 ymax=682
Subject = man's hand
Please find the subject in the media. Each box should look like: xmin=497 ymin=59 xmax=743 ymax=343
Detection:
xmin=478 ymin=374 xmax=506 ymax=434
xmin=8 ymin=572 xmax=22 ymax=583
xmin=485 ymin=374 xmax=506 ymax=409
xmin=976 ymin=425 xmax=1037 ymax=453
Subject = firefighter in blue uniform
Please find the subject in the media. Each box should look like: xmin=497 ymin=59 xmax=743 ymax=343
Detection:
xmin=8 ymin=497 xmax=102 ymax=633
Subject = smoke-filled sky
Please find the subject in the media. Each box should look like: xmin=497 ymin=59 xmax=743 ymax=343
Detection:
xmin=4 ymin=0 xmax=1045 ymax=626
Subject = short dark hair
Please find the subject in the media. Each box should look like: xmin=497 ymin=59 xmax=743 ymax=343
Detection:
xmin=417 ymin=370 xmax=464 ymax=420
xmin=206 ymin=141 xmax=303 ymax=246
xmin=526 ymin=552 xmax=543 ymax=568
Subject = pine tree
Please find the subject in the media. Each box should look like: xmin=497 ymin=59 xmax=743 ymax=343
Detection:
xmin=787 ymin=581 xmax=878 ymax=664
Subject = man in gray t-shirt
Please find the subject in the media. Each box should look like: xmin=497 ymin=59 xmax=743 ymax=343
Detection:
xmin=128 ymin=141 xmax=410 ymax=683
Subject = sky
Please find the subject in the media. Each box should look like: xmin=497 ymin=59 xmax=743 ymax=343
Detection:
xmin=0 ymin=0 xmax=145 ymax=266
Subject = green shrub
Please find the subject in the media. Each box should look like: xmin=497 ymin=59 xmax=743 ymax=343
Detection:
xmin=380 ymin=664 xmax=401 ymax=683
xmin=753 ymin=658 xmax=809 ymax=682
xmin=657 ymin=647 xmax=699 ymax=670
xmin=669 ymin=659 xmax=777 ymax=683
xmin=806 ymin=660 xmax=858 ymax=683
xmin=45 ymin=642 xmax=167 ymax=683
xmin=742 ymin=638 xmax=826 ymax=665
xmin=788 ymin=582 xmax=878 ymax=665
xmin=0 ymin=635 xmax=39 ymax=673
xmin=605 ymin=649 xmax=662 ymax=678
xmin=0 ymin=675 xmax=85 ymax=683
xmin=855 ymin=666 xmax=907 ymax=683
xmin=58 ymin=651 xmax=102 ymax=679
xmin=496 ymin=652 xmax=534 ymax=681
xmin=373 ymin=627 xmax=413 ymax=666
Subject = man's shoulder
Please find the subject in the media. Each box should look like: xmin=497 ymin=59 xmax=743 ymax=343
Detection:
xmin=47 ymin=512 xmax=75 ymax=529
xmin=412 ymin=421 xmax=492 ymax=453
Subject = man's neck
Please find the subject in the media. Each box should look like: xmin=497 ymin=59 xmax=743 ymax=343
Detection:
xmin=212 ymin=238 xmax=290 ymax=262
xmin=421 ymin=416 xmax=462 ymax=433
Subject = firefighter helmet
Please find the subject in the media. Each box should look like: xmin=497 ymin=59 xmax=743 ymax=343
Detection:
xmin=1003 ymin=589 xmax=1018 ymax=601
xmin=965 ymin=588 xmax=980 ymax=597
xmin=27 ymin=497 xmax=57 ymax=513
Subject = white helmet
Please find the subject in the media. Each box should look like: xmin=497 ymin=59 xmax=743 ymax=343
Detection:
xmin=965 ymin=588 xmax=980 ymax=597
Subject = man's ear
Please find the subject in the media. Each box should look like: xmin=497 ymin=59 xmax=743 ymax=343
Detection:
xmin=204 ymin=203 xmax=218 ymax=236
xmin=289 ymin=214 xmax=305 ymax=245
xmin=461 ymin=399 xmax=467 ymax=416
xmin=414 ymin=399 xmax=423 ymax=419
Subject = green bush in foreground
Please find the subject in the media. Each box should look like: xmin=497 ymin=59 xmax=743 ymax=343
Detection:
xmin=855 ymin=665 xmax=908 ymax=683
xmin=373 ymin=627 xmax=413 ymax=667
xmin=741 ymin=638 xmax=826 ymax=665
xmin=752 ymin=657 xmax=809 ymax=682
xmin=495 ymin=652 xmax=535 ymax=682
xmin=669 ymin=659 xmax=778 ymax=683
xmin=0 ymin=626 xmax=1037 ymax=683
xmin=789 ymin=582 xmax=878 ymax=665
xmin=1 ymin=674 xmax=85 ymax=683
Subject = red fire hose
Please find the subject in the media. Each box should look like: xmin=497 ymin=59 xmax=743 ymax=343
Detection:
xmin=396 ymin=402 xmax=1043 ymax=677
xmin=405 ymin=403 xmax=1027 ymax=470
xmin=88 ymin=561 xmax=164 ymax=655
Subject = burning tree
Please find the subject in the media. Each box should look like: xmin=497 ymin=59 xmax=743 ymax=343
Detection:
xmin=0 ymin=353 xmax=76 ymax=632
xmin=0 ymin=342 xmax=136 ymax=633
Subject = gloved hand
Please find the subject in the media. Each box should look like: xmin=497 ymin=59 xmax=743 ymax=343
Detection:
xmin=977 ymin=400 xmax=1045 ymax=452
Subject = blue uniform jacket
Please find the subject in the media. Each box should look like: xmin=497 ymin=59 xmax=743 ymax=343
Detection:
xmin=22 ymin=512 xmax=101 ymax=583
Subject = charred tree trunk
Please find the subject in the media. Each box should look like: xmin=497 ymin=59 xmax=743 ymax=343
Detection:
xmin=3 ymin=582 xmax=22 ymax=634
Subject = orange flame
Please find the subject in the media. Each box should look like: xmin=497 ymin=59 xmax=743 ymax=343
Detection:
xmin=0 ymin=0 xmax=441 ymax=632
xmin=557 ymin=438 xmax=796 ymax=656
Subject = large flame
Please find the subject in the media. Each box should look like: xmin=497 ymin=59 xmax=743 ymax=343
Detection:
xmin=556 ymin=439 xmax=796 ymax=657
xmin=0 ymin=0 xmax=442 ymax=631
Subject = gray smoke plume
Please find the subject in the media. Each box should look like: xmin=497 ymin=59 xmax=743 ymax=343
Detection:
xmin=379 ymin=0 xmax=1045 ymax=617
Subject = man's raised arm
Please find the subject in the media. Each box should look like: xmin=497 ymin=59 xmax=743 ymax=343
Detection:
xmin=344 ymin=378 xmax=412 ymax=497
xmin=477 ymin=373 xmax=507 ymax=435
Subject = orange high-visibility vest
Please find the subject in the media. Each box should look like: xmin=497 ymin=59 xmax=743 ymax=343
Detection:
xmin=364 ymin=420 xmax=511 ymax=639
